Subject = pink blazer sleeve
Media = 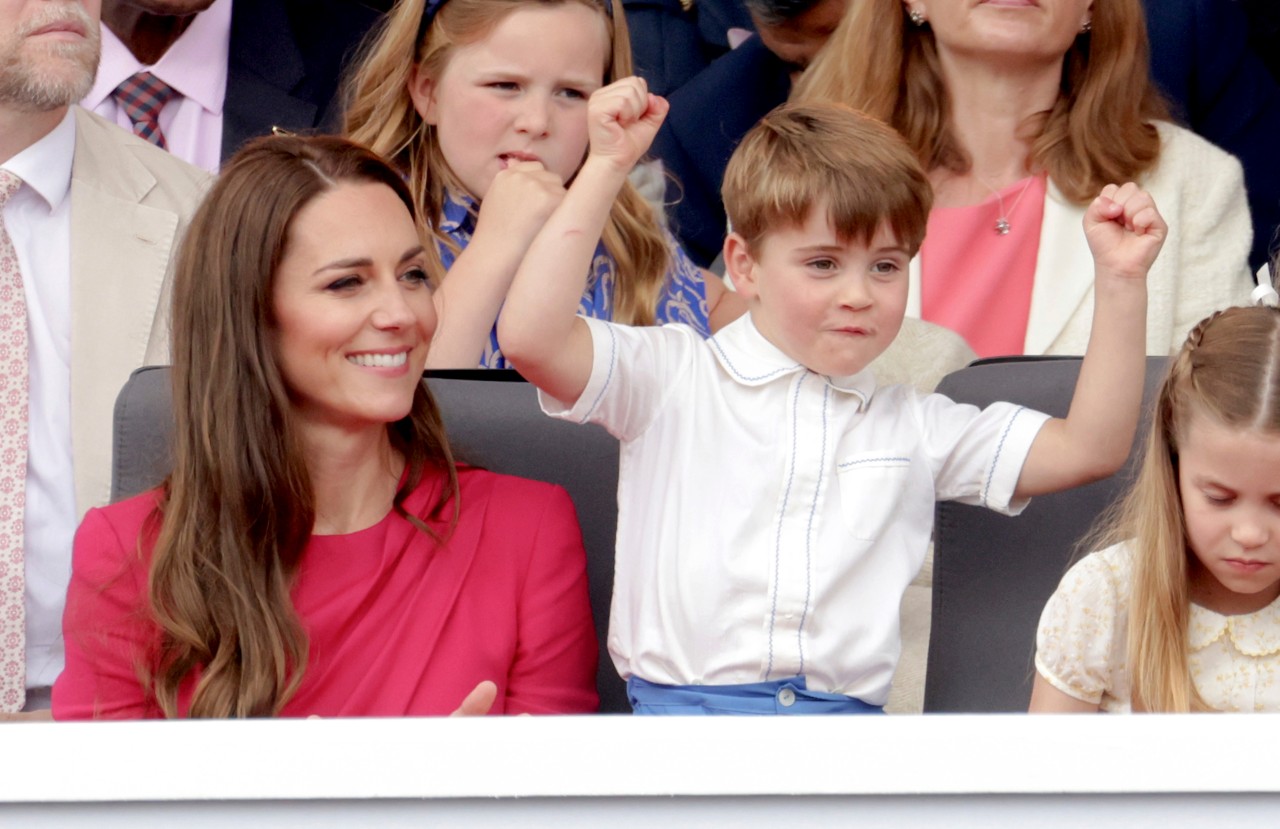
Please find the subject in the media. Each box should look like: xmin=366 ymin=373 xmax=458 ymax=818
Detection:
xmin=503 ymin=484 xmax=599 ymax=714
xmin=52 ymin=502 xmax=162 ymax=720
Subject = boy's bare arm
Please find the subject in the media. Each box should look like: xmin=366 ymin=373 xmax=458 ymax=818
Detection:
xmin=1015 ymin=184 xmax=1166 ymax=498
xmin=498 ymin=79 xmax=669 ymax=404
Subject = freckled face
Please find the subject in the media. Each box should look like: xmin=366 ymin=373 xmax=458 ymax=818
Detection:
xmin=728 ymin=206 xmax=910 ymax=377
xmin=1178 ymin=414 xmax=1280 ymax=616
xmin=272 ymin=181 xmax=436 ymax=434
xmin=409 ymin=4 xmax=610 ymax=200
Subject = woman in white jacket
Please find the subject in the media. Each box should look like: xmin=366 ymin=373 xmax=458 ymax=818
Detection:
xmin=794 ymin=0 xmax=1253 ymax=357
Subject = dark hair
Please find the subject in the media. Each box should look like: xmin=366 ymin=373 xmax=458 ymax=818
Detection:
xmin=742 ymin=0 xmax=824 ymax=26
xmin=150 ymin=134 xmax=458 ymax=717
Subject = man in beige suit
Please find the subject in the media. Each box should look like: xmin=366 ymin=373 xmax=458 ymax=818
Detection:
xmin=0 ymin=0 xmax=205 ymax=718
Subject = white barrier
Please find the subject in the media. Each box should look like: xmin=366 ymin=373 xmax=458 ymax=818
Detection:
xmin=2 ymin=714 xmax=1277 ymax=826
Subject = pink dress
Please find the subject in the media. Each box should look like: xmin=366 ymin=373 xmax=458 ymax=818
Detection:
xmin=52 ymin=466 xmax=599 ymax=718
xmin=920 ymin=175 xmax=1047 ymax=358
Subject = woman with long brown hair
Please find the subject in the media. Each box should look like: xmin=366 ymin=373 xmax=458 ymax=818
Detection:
xmin=51 ymin=135 xmax=597 ymax=718
xmin=793 ymin=0 xmax=1254 ymax=358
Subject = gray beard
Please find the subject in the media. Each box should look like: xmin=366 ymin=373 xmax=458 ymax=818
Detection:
xmin=0 ymin=36 xmax=100 ymax=112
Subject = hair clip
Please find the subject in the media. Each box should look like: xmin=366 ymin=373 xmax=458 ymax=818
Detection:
xmin=1251 ymin=281 xmax=1279 ymax=308
xmin=270 ymin=125 xmax=297 ymax=137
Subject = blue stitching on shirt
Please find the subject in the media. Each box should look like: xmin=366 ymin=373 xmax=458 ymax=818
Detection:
xmin=836 ymin=456 xmax=910 ymax=469
xmin=983 ymin=406 xmax=1025 ymax=507
xmin=581 ymin=324 xmax=617 ymax=424
xmin=710 ymin=336 xmax=799 ymax=382
xmin=796 ymin=384 xmax=829 ymax=675
xmin=766 ymin=374 xmax=805 ymax=679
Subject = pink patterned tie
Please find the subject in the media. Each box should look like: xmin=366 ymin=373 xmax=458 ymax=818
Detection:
xmin=0 ymin=169 xmax=27 ymax=713
xmin=112 ymin=71 xmax=178 ymax=149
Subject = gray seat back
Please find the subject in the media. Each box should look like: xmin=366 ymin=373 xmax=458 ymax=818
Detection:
xmin=924 ymin=357 xmax=1167 ymax=712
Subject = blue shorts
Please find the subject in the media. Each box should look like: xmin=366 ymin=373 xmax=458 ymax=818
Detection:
xmin=627 ymin=675 xmax=884 ymax=715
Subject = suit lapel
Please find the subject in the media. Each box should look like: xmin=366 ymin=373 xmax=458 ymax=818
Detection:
xmin=221 ymin=0 xmax=313 ymax=160
xmin=1022 ymin=181 xmax=1093 ymax=354
xmin=68 ymin=109 xmax=179 ymax=515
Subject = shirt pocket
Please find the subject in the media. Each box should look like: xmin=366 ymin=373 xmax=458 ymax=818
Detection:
xmin=834 ymin=453 xmax=913 ymax=540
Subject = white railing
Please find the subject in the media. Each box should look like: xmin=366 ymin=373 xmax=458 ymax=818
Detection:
xmin=3 ymin=714 xmax=1278 ymax=826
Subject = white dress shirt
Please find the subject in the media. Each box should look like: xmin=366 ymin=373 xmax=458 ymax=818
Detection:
xmin=82 ymin=0 xmax=233 ymax=173
xmin=1 ymin=110 xmax=78 ymax=692
xmin=543 ymin=315 xmax=1049 ymax=705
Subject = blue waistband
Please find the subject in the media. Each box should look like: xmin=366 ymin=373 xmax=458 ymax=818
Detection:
xmin=627 ymin=675 xmax=885 ymax=716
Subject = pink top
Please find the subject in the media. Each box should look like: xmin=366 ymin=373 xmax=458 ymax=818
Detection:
xmin=920 ymin=175 xmax=1047 ymax=358
xmin=52 ymin=466 xmax=599 ymax=718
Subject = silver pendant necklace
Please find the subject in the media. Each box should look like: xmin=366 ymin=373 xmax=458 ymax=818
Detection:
xmin=975 ymin=174 xmax=1035 ymax=235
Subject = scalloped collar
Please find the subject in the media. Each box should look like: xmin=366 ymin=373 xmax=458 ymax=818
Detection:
xmin=1189 ymin=594 xmax=1280 ymax=656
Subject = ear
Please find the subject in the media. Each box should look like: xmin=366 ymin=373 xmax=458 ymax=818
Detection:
xmin=723 ymin=232 xmax=760 ymax=300
xmin=408 ymin=64 xmax=439 ymax=125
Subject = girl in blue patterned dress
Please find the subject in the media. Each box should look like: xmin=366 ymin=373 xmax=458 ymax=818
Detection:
xmin=346 ymin=0 xmax=738 ymax=368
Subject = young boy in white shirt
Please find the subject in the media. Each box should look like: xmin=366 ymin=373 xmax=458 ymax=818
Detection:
xmin=498 ymin=80 xmax=1167 ymax=714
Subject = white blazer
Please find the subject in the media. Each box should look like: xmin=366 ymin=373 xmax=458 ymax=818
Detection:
xmin=908 ymin=122 xmax=1255 ymax=356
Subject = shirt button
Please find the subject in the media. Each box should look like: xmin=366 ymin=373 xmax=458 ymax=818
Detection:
xmin=778 ymin=688 xmax=796 ymax=707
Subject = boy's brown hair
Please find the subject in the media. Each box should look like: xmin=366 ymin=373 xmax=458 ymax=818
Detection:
xmin=722 ymin=102 xmax=933 ymax=255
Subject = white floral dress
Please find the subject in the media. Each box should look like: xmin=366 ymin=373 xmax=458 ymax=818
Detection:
xmin=1035 ymin=542 xmax=1280 ymax=712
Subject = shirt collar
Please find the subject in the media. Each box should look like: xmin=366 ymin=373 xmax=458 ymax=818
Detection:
xmin=1189 ymin=593 xmax=1280 ymax=656
xmin=1 ymin=108 xmax=75 ymax=212
xmin=708 ymin=314 xmax=878 ymax=406
xmin=83 ymin=0 xmax=232 ymax=115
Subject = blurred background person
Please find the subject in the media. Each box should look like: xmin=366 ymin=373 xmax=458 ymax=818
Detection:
xmin=793 ymin=0 xmax=1253 ymax=357
xmin=83 ymin=0 xmax=381 ymax=172
xmin=0 ymin=0 xmax=205 ymax=719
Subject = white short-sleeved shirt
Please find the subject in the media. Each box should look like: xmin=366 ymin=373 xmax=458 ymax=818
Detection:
xmin=542 ymin=315 xmax=1048 ymax=704
xmin=1036 ymin=543 xmax=1280 ymax=712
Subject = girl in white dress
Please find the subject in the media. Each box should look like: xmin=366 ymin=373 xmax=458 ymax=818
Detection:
xmin=1032 ymin=296 xmax=1280 ymax=712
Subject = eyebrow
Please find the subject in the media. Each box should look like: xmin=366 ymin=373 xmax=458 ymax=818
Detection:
xmin=792 ymin=244 xmax=910 ymax=255
xmin=476 ymin=67 xmax=601 ymax=89
xmin=314 ymin=245 xmax=425 ymax=275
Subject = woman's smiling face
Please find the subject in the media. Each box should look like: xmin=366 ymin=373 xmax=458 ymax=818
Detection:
xmin=272 ymin=181 xmax=436 ymax=434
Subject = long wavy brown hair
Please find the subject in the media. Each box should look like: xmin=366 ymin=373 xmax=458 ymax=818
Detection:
xmin=792 ymin=0 xmax=1169 ymax=204
xmin=1087 ymin=306 xmax=1280 ymax=711
xmin=344 ymin=0 xmax=669 ymax=325
xmin=149 ymin=135 xmax=458 ymax=717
